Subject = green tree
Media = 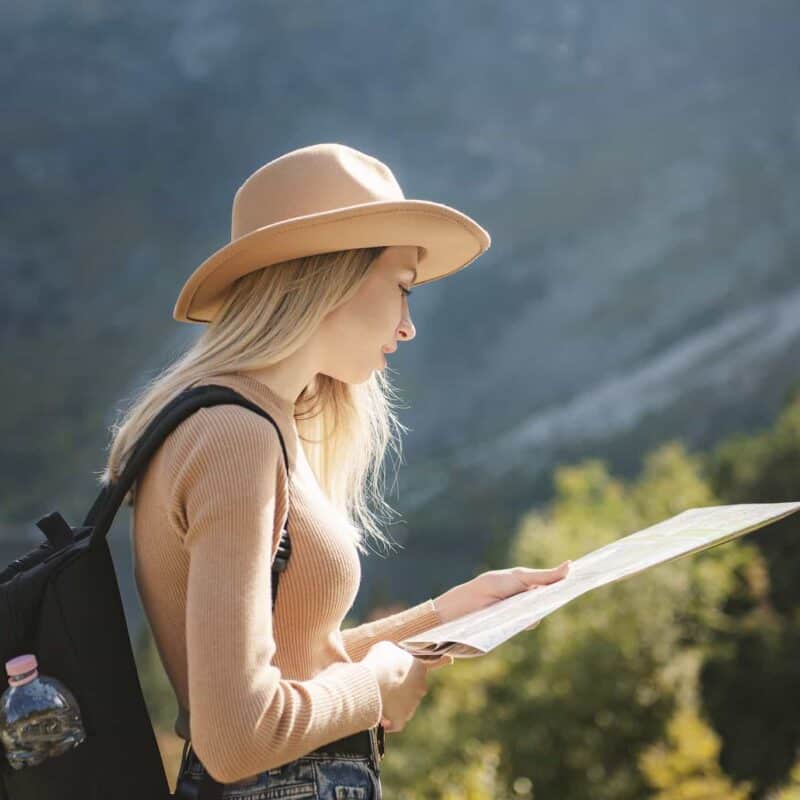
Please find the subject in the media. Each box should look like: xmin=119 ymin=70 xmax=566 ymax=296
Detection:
xmin=772 ymin=756 xmax=800 ymax=800
xmin=701 ymin=396 xmax=800 ymax=796
xmin=383 ymin=442 xmax=748 ymax=799
xmin=639 ymin=707 xmax=753 ymax=799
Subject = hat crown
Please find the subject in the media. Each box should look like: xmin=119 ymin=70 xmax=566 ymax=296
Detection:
xmin=231 ymin=143 xmax=406 ymax=241
xmin=173 ymin=141 xmax=490 ymax=323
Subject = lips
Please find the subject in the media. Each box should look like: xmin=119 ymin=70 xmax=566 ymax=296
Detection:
xmin=382 ymin=345 xmax=397 ymax=354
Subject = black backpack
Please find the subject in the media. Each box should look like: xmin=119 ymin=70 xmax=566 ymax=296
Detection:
xmin=0 ymin=384 xmax=293 ymax=799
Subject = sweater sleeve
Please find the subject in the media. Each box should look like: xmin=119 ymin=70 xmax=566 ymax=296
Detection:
xmin=341 ymin=598 xmax=454 ymax=668
xmin=165 ymin=405 xmax=383 ymax=783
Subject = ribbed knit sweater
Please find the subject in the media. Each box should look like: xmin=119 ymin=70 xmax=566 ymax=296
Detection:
xmin=130 ymin=371 xmax=448 ymax=783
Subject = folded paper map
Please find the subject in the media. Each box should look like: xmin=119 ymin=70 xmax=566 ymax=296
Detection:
xmin=400 ymin=502 xmax=800 ymax=662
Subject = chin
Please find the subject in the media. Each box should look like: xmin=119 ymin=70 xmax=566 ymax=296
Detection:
xmin=324 ymin=358 xmax=382 ymax=384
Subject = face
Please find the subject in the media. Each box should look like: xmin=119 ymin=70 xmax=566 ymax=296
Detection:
xmin=316 ymin=245 xmax=418 ymax=383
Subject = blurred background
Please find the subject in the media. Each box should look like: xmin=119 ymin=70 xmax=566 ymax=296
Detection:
xmin=2 ymin=1 xmax=800 ymax=797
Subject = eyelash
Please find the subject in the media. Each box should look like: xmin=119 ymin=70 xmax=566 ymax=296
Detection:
xmin=400 ymin=285 xmax=413 ymax=298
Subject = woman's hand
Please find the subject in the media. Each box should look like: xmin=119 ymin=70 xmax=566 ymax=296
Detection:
xmin=362 ymin=641 xmax=433 ymax=733
xmin=433 ymin=561 xmax=572 ymax=630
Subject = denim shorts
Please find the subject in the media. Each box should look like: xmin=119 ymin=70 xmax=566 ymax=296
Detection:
xmin=175 ymin=743 xmax=383 ymax=800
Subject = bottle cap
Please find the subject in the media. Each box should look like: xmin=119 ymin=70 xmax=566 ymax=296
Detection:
xmin=6 ymin=654 xmax=38 ymax=686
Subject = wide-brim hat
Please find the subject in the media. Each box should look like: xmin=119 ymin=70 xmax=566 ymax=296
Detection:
xmin=173 ymin=142 xmax=491 ymax=323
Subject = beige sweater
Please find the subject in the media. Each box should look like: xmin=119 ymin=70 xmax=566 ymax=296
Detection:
xmin=131 ymin=371 xmax=448 ymax=783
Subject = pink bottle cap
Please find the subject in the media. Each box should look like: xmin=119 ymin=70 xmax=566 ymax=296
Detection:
xmin=6 ymin=654 xmax=38 ymax=686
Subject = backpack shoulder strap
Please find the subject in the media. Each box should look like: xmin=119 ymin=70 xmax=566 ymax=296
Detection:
xmin=83 ymin=385 xmax=292 ymax=594
xmin=99 ymin=384 xmax=294 ymax=775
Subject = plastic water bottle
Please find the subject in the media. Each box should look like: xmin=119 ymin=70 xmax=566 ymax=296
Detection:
xmin=0 ymin=654 xmax=87 ymax=770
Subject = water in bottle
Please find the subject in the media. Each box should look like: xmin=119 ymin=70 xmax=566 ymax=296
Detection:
xmin=0 ymin=654 xmax=87 ymax=770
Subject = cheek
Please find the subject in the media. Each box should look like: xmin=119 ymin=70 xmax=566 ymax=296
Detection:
xmin=342 ymin=285 xmax=395 ymax=339
xmin=324 ymin=295 xmax=387 ymax=375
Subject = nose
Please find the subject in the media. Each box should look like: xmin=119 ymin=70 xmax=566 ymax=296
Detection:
xmin=397 ymin=306 xmax=415 ymax=342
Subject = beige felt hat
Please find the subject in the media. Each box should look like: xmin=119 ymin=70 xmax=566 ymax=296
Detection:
xmin=173 ymin=142 xmax=491 ymax=323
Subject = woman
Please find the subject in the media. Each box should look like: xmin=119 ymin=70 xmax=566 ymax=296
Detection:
xmin=101 ymin=143 xmax=571 ymax=799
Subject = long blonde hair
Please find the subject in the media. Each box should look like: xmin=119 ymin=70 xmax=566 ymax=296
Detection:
xmin=99 ymin=246 xmax=417 ymax=555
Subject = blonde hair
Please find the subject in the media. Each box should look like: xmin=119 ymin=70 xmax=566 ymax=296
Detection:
xmin=99 ymin=246 xmax=418 ymax=555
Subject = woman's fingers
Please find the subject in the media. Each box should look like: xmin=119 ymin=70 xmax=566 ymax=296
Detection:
xmin=518 ymin=561 xmax=571 ymax=588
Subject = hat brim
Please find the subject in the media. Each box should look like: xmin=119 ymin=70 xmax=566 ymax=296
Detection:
xmin=173 ymin=199 xmax=491 ymax=323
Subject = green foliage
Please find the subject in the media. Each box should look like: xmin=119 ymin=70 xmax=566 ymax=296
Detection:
xmin=494 ymin=444 xmax=726 ymax=798
xmin=700 ymin=396 xmax=800 ymax=795
xmin=641 ymin=707 xmax=800 ymax=800
xmin=379 ymin=655 xmax=515 ymax=797
xmin=382 ymin=441 xmax=759 ymax=799
xmin=132 ymin=621 xmax=177 ymax=732
xmin=773 ymin=758 xmax=800 ymax=800
xmin=709 ymin=392 xmax=800 ymax=504
xmin=707 ymin=394 xmax=800 ymax=617
xmin=639 ymin=707 xmax=753 ymax=799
